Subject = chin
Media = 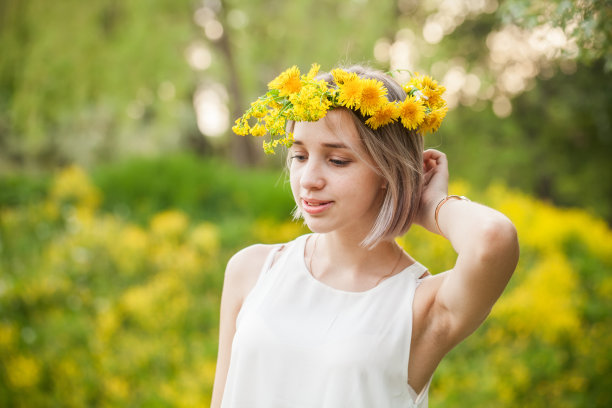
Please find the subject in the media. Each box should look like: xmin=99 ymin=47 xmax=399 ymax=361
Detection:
xmin=300 ymin=216 xmax=336 ymax=234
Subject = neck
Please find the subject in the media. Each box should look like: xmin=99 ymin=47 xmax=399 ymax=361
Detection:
xmin=314 ymin=231 xmax=401 ymax=276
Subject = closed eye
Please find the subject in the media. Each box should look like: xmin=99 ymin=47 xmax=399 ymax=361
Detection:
xmin=330 ymin=159 xmax=351 ymax=167
xmin=290 ymin=154 xmax=307 ymax=162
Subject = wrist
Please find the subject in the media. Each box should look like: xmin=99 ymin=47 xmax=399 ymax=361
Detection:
xmin=434 ymin=195 xmax=470 ymax=238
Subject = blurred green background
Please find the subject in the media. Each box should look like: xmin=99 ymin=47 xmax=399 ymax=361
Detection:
xmin=0 ymin=0 xmax=610 ymax=406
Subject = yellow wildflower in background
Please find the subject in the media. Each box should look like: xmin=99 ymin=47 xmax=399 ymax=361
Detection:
xmin=0 ymin=323 xmax=17 ymax=349
xmin=50 ymin=165 xmax=101 ymax=210
xmin=150 ymin=210 xmax=189 ymax=239
xmin=190 ymin=222 xmax=220 ymax=256
xmin=491 ymin=252 xmax=582 ymax=342
xmin=5 ymin=355 xmax=41 ymax=388
xmin=104 ymin=376 xmax=130 ymax=399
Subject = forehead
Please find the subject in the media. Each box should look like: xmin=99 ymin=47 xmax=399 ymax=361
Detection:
xmin=292 ymin=109 xmax=362 ymax=151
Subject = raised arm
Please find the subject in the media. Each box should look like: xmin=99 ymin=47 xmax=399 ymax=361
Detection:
xmin=415 ymin=149 xmax=519 ymax=345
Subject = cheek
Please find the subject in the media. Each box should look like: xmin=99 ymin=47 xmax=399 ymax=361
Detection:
xmin=289 ymin=170 xmax=300 ymax=198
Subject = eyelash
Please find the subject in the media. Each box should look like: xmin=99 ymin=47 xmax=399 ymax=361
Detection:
xmin=290 ymin=155 xmax=350 ymax=167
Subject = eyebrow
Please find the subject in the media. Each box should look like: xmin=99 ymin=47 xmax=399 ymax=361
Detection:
xmin=292 ymin=140 xmax=349 ymax=149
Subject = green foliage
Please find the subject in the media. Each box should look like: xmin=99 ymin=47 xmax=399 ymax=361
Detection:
xmin=438 ymin=60 xmax=612 ymax=220
xmin=499 ymin=0 xmax=612 ymax=70
xmin=0 ymin=0 xmax=198 ymax=166
xmin=1 ymin=157 xmax=611 ymax=406
xmin=92 ymin=153 xmax=295 ymax=223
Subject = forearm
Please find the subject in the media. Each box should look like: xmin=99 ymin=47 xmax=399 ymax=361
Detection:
xmin=435 ymin=198 xmax=516 ymax=256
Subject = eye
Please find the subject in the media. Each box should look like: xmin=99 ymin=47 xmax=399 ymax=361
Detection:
xmin=290 ymin=154 xmax=307 ymax=162
xmin=330 ymin=158 xmax=351 ymax=167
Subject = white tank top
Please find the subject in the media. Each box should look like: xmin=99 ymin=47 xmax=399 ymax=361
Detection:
xmin=222 ymin=234 xmax=432 ymax=408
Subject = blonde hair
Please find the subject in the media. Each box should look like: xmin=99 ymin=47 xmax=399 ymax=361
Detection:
xmin=289 ymin=65 xmax=424 ymax=248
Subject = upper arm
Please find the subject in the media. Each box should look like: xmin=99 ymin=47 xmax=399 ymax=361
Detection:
xmin=210 ymin=244 xmax=276 ymax=407
xmin=431 ymin=215 xmax=519 ymax=344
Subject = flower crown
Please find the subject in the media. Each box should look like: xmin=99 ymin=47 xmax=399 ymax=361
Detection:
xmin=232 ymin=64 xmax=448 ymax=154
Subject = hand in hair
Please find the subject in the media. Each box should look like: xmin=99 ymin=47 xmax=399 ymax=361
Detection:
xmin=415 ymin=149 xmax=449 ymax=233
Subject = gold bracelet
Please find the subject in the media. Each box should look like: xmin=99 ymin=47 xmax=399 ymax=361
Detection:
xmin=434 ymin=195 xmax=470 ymax=237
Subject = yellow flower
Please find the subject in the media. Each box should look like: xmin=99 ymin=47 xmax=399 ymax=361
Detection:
xmin=265 ymin=114 xmax=286 ymax=136
xmin=263 ymin=140 xmax=276 ymax=155
xmin=365 ymin=102 xmax=398 ymax=129
xmin=306 ymin=63 xmax=321 ymax=79
xmin=358 ymin=78 xmax=388 ymax=116
xmin=289 ymin=82 xmax=331 ymax=121
xmin=6 ymin=355 xmax=40 ymax=388
xmin=422 ymin=83 xmax=446 ymax=109
xmin=250 ymin=122 xmax=267 ymax=137
xmin=336 ymin=78 xmax=363 ymax=109
xmin=268 ymin=65 xmax=302 ymax=96
xmin=150 ymin=210 xmax=189 ymax=239
xmin=50 ymin=165 xmax=101 ymax=210
xmin=250 ymin=99 xmax=268 ymax=118
xmin=398 ymin=96 xmax=426 ymax=130
xmin=417 ymin=74 xmax=438 ymax=90
xmin=331 ymin=68 xmax=358 ymax=85
xmin=421 ymin=105 xmax=448 ymax=133
xmin=232 ymin=118 xmax=250 ymax=136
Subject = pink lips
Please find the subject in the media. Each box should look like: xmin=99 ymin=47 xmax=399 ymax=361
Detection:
xmin=301 ymin=198 xmax=333 ymax=215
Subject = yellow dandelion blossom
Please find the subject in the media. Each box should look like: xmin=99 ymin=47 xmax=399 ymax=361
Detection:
xmin=268 ymin=65 xmax=302 ymax=96
xmin=365 ymin=102 xmax=398 ymax=129
xmin=250 ymin=122 xmax=267 ymax=137
xmin=417 ymin=75 xmax=438 ymax=90
xmin=422 ymin=86 xmax=446 ymax=109
xmin=359 ymin=79 xmax=388 ymax=116
xmin=398 ymin=96 xmax=426 ymax=130
xmin=407 ymin=72 xmax=424 ymax=89
xmin=421 ymin=106 xmax=448 ymax=133
xmin=306 ymin=63 xmax=321 ymax=79
xmin=331 ymin=68 xmax=358 ymax=85
xmin=337 ymin=78 xmax=363 ymax=109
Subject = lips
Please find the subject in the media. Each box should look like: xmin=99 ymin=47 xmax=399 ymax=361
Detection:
xmin=301 ymin=198 xmax=333 ymax=215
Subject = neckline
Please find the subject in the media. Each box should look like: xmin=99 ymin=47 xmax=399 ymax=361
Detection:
xmin=298 ymin=234 xmax=423 ymax=295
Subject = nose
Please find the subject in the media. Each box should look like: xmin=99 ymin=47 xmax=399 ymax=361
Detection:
xmin=300 ymin=159 xmax=325 ymax=190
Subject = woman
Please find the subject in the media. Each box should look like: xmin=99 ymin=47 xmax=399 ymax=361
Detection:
xmin=211 ymin=65 xmax=519 ymax=407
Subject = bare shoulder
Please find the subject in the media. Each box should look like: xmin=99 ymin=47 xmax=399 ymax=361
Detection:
xmin=226 ymin=243 xmax=276 ymax=277
xmin=224 ymin=243 xmax=284 ymax=304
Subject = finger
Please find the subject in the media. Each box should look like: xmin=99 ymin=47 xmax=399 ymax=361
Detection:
xmin=424 ymin=169 xmax=434 ymax=185
xmin=423 ymin=148 xmax=443 ymax=161
xmin=424 ymin=158 xmax=437 ymax=173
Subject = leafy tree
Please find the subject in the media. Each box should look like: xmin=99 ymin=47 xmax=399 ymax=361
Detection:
xmin=0 ymin=0 xmax=198 ymax=169
xmin=499 ymin=0 xmax=612 ymax=70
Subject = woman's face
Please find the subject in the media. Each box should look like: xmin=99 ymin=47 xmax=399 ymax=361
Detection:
xmin=289 ymin=110 xmax=386 ymax=238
